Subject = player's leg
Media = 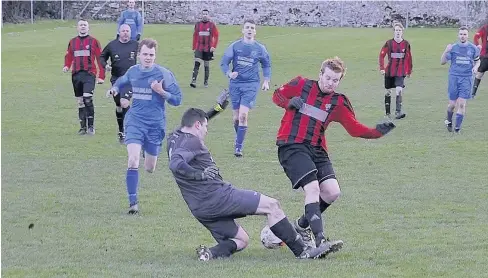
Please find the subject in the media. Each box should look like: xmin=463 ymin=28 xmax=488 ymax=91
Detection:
xmin=384 ymin=76 xmax=394 ymax=118
xmin=454 ymin=77 xmax=472 ymax=133
xmin=196 ymin=219 xmax=247 ymax=261
xmin=234 ymin=83 xmax=259 ymax=157
xmin=142 ymin=128 xmax=165 ymax=173
xmin=190 ymin=51 xmax=203 ymax=88
xmin=394 ymin=77 xmax=406 ymax=119
xmin=203 ymin=59 xmax=210 ymax=88
xmin=472 ymin=58 xmax=488 ymax=97
xmin=124 ymin=124 xmax=146 ymax=213
xmin=82 ymin=72 xmax=97 ymax=135
xmin=73 ymin=73 xmax=87 ymax=134
xmin=445 ymin=75 xmax=458 ymax=132
xmin=229 ymin=82 xmax=241 ymax=134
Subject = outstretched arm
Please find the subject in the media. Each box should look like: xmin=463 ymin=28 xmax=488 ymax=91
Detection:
xmin=272 ymin=76 xmax=303 ymax=108
xmin=206 ymin=89 xmax=229 ymax=120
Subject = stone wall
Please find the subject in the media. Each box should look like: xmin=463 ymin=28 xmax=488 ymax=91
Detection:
xmin=65 ymin=1 xmax=488 ymax=28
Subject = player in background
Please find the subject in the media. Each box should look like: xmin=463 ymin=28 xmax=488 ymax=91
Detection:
xmin=378 ymin=22 xmax=413 ymax=119
xmin=100 ymin=24 xmax=139 ymax=143
xmin=441 ymin=27 xmax=480 ymax=133
xmin=167 ymin=107 xmax=342 ymax=261
xmin=190 ymin=9 xmax=219 ymax=88
xmin=472 ymin=22 xmax=488 ymax=98
xmin=108 ymin=38 xmax=182 ymax=214
xmin=63 ymin=19 xmax=105 ymax=135
xmin=220 ymin=19 xmax=271 ymax=157
xmin=116 ymin=0 xmax=143 ymax=41
xmin=272 ymin=57 xmax=396 ymax=248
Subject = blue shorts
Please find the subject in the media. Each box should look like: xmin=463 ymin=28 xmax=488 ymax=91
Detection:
xmin=448 ymin=75 xmax=473 ymax=101
xmin=124 ymin=122 xmax=165 ymax=156
xmin=229 ymin=82 xmax=260 ymax=110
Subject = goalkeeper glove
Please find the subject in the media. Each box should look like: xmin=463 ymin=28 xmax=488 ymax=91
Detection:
xmin=375 ymin=121 xmax=396 ymax=135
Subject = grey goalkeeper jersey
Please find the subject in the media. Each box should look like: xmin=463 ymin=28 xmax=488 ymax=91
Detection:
xmin=167 ymin=129 xmax=233 ymax=215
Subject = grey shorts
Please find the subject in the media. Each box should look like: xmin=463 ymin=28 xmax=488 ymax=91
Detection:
xmin=195 ymin=188 xmax=261 ymax=243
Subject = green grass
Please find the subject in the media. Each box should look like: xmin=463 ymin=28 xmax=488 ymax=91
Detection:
xmin=2 ymin=22 xmax=488 ymax=277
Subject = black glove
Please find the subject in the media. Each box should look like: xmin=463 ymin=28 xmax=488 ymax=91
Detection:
xmin=288 ymin=96 xmax=304 ymax=110
xmin=195 ymin=166 xmax=220 ymax=180
xmin=375 ymin=121 xmax=396 ymax=135
xmin=136 ymin=34 xmax=141 ymax=41
xmin=216 ymin=89 xmax=230 ymax=109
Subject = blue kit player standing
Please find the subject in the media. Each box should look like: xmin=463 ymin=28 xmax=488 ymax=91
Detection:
xmin=109 ymin=38 xmax=182 ymax=214
xmin=117 ymin=0 xmax=143 ymax=41
xmin=441 ymin=27 xmax=480 ymax=133
xmin=220 ymin=19 xmax=271 ymax=157
xmin=167 ymin=107 xmax=341 ymax=261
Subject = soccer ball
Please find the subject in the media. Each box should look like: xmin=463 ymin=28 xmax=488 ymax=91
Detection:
xmin=260 ymin=225 xmax=284 ymax=249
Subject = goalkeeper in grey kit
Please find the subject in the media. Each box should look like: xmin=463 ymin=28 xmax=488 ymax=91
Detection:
xmin=166 ymin=89 xmax=343 ymax=261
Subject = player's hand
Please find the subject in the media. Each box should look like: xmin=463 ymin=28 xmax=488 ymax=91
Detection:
xmin=445 ymin=44 xmax=453 ymax=52
xmin=210 ymin=47 xmax=216 ymax=52
xmin=200 ymin=166 xmax=219 ymax=180
xmin=97 ymin=78 xmax=104 ymax=84
xmin=151 ymin=79 xmax=164 ymax=94
xmin=477 ymin=45 xmax=482 ymax=51
xmin=106 ymin=88 xmax=118 ymax=98
xmin=228 ymin=72 xmax=238 ymax=79
xmin=473 ymin=67 xmax=479 ymax=74
xmin=105 ymin=64 xmax=112 ymax=71
xmin=262 ymin=80 xmax=270 ymax=91
xmin=288 ymin=96 xmax=304 ymax=110
xmin=375 ymin=121 xmax=396 ymax=135
xmin=380 ymin=70 xmax=385 ymax=75
xmin=136 ymin=34 xmax=141 ymax=41
xmin=63 ymin=66 xmax=69 ymax=73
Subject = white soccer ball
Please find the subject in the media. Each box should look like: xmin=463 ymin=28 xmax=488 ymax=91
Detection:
xmin=260 ymin=225 xmax=284 ymax=249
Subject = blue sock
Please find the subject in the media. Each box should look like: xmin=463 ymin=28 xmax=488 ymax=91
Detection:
xmin=235 ymin=126 xmax=248 ymax=151
xmin=126 ymin=168 xmax=139 ymax=206
xmin=455 ymin=113 xmax=464 ymax=130
xmin=233 ymin=121 xmax=239 ymax=133
xmin=447 ymin=110 xmax=453 ymax=123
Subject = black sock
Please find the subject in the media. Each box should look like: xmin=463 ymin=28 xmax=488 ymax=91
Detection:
xmin=270 ymin=217 xmax=305 ymax=257
xmin=305 ymin=202 xmax=325 ymax=245
xmin=116 ymin=108 xmax=124 ymax=132
xmin=86 ymin=106 xmax=94 ymax=127
xmin=473 ymin=77 xmax=481 ymax=96
xmin=385 ymin=94 xmax=391 ymax=115
xmin=298 ymin=198 xmax=331 ymax=228
xmin=204 ymin=65 xmax=210 ymax=84
xmin=78 ymin=107 xmax=86 ymax=129
xmin=209 ymin=240 xmax=237 ymax=259
xmin=396 ymin=94 xmax=402 ymax=113
xmin=192 ymin=61 xmax=201 ymax=81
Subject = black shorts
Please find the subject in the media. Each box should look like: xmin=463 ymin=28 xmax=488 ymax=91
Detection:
xmin=194 ymin=50 xmax=214 ymax=61
xmin=478 ymin=57 xmax=488 ymax=73
xmin=72 ymin=71 xmax=95 ymax=97
xmin=110 ymin=78 xmax=132 ymax=106
xmin=384 ymin=76 xmax=405 ymax=90
xmin=278 ymin=143 xmax=336 ymax=190
xmin=195 ymin=188 xmax=261 ymax=243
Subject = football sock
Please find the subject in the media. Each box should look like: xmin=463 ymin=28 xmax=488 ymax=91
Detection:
xmin=447 ymin=110 xmax=454 ymax=123
xmin=473 ymin=77 xmax=481 ymax=96
xmin=209 ymin=240 xmax=237 ymax=258
xmin=78 ymin=107 xmax=87 ymax=129
xmin=116 ymin=108 xmax=124 ymax=132
xmin=305 ymin=202 xmax=325 ymax=245
xmin=126 ymin=168 xmax=139 ymax=206
xmin=298 ymin=198 xmax=330 ymax=228
xmin=455 ymin=113 xmax=464 ymax=131
xmin=235 ymin=126 xmax=247 ymax=151
xmin=396 ymin=95 xmax=402 ymax=113
xmin=204 ymin=65 xmax=210 ymax=84
xmin=192 ymin=61 xmax=201 ymax=81
xmin=233 ymin=120 xmax=239 ymax=133
xmin=270 ymin=217 xmax=305 ymax=257
xmin=385 ymin=95 xmax=391 ymax=115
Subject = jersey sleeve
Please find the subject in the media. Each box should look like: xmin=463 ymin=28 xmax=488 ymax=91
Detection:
xmin=161 ymin=69 xmax=182 ymax=106
xmin=272 ymin=76 xmax=304 ymax=108
xmin=220 ymin=42 xmax=235 ymax=76
xmin=379 ymin=41 xmax=389 ymax=70
xmin=93 ymin=39 xmax=105 ymax=80
xmin=405 ymin=42 xmax=413 ymax=75
xmin=211 ymin=23 xmax=219 ymax=48
xmin=473 ymin=26 xmax=485 ymax=46
xmin=64 ymin=39 xmax=74 ymax=68
xmin=168 ymin=137 xmax=203 ymax=179
xmin=192 ymin=23 xmax=198 ymax=50
xmin=100 ymin=41 xmax=111 ymax=68
xmin=259 ymin=43 xmax=271 ymax=80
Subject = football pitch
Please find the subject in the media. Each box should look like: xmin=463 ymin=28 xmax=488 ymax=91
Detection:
xmin=2 ymin=21 xmax=488 ymax=277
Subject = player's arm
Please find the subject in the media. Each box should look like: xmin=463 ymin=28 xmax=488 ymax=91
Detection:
xmin=206 ymin=89 xmax=229 ymax=120
xmin=160 ymin=70 xmax=182 ymax=106
xmin=272 ymin=77 xmax=303 ymax=109
xmin=93 ymin=39 xmax=106 ymax=80
xmin=111 ymin=68 xmax=131 ymax=95
xmin=473 ymin=26 xmax=484 ymax=46
xmin=64 ymin=40 xmax=74 ymax=69
xmin=260 ymin=44 xmax=272 ymax=82
xmin=405 ymin=42 xmax=413 ymax=75
xmin=168 ymin=141 xmax=217 ymax=181
xmin=379 ymin=41 xmax=389 ymax=72
xmin=100 ymin=42 xmax=111 ymax=68
xmin=332 ymin=95 xmax=395 ymax=139
xmin=136 ymin=11 xmax=143 ymax=41
xmin=441 ymin=45 xmax=452 ymax=65
xmin=192 ymin=23 xmax=198 ymax=50
xmin=211 ymin=23 xmax=219 ymax=49
xmin=220 ymin=44 xmax=234 ymax=77
xmin=473 ymin=46 xmax=481 ymax=72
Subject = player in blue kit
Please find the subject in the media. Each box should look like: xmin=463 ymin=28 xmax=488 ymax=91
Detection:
xmin=441 ymin=27 xmax=480 ymax=133
xmin=117 ymin=0 xmax=143 ymax=41
xmin=108 ymin=38 xmax=182 ymax=214
xmin=220 ymin=19 xmax=271 ymax=157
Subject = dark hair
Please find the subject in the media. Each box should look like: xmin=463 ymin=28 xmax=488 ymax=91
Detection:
xmin=459 ymin=26 xmax=469 ymax=31
xmin=138 ymin=38 xmax=158 ymax=52
xmin=181 ymin=108 xmax=208 ymax=127
xmin=202 ymin=9 xmax=209 ymax=13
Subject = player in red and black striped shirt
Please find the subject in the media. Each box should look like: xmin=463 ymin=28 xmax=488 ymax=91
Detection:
xmin=272 ymin=57 xmax=395 ymax=250
xmin=63 ymin=19 xmax=105 ymax=135
xmin=379 ymin=22 xmax=413 ymax=119
xmin=472 ymin=22 xmax=488 ymax=97
xmin=190 ymin=9 xmax=219 ymax=88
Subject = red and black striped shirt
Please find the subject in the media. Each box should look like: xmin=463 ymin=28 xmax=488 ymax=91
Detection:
xmin=379 ymin=39 xmax=413 ymax=77
xmin=474 ymin=24 xmax=488 ymax=57
xmin=192 ymin=21 xmax=219 ymax=52
xmin=64 ymin=35 xmax=105 ymax=79
xmin=273 ymin=76 xmax=383 ymax=151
